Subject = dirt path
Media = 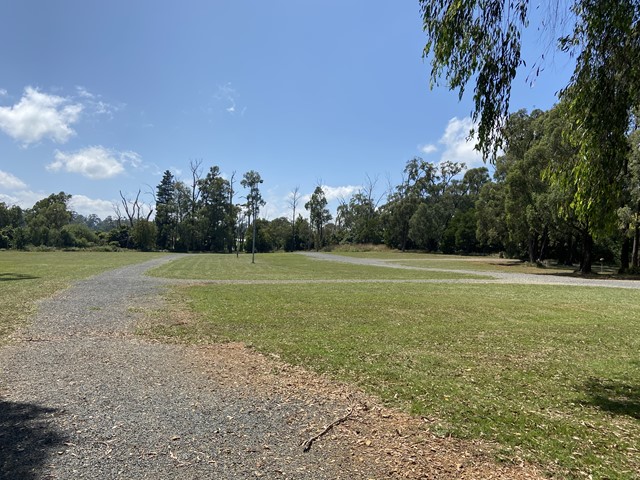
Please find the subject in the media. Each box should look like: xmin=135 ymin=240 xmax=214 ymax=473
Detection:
xmin=1 ymin=255 xmax=545 ymax=479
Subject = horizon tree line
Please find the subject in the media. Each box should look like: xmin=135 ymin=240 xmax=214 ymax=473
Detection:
xmin=2 ymin=105 xmax=640 ymax=273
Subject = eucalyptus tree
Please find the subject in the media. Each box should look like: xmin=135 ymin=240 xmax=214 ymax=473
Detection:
xmin=305 ymin=186 xmax=332 ymax=250
xmin=0 ymin=202 xmax=24 ymax=249
xmin=381 ymin=157 xmax=435 ymax=250
xmin=174 ymin=180 xmax=192 ymax=251
xmin=476 ymin=181 xmax=509 ymax=253
xmin=26 ymin=192 xmax=73 ymax=246
xmin=619 ymin=128 xmax=640 ymax=270
xmin=440 ymin=167 xmax=490 ymax=253
xmin=288 ymin=186 xmax=301 ymax=250
xmin=499 ymin=110 xmax=552 ymax=263
xmin=381 ymin=179 xmax=418 ymax=251
xmin=420 ymin=0 xmax=640 ymax=252
xmin=241 ymin=170 xmax=265 ymax=262
xmin=406 ymin=160 xmax=466 ymax=251
xmin=336 ymin=188 xmax=382 ymax=245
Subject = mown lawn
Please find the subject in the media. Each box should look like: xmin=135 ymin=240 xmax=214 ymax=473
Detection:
xmin=0 ymin=251 xmax=165 ymax=342
xmin=146 ymin=253 xmax=640 ymax=479
xmin=146 ymin=252 xmax=489 ymax=280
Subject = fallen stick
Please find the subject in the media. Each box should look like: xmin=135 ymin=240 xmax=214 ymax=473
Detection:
xmin=302 ymin=405 xmax=354 ymax=452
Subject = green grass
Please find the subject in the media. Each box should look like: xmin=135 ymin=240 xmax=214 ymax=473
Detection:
xmin=145 ymin=253 xmax=640 ymax=479
xmin=146 ymin=252 xmax=489 ymax=280
xmin=0 ymin=250 xmax=165 ymax=342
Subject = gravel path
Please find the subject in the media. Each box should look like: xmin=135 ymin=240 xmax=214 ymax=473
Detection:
xmin=300 ymin=252 xmax=640 ymax=289
xmin=0 ymin=256 xmax=377 ymax=480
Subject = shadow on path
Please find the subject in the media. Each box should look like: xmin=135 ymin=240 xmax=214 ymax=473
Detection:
xmin=0 ymin=400 xmax=66 ymax=480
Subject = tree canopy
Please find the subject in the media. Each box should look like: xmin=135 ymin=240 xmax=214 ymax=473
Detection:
xmin=420 ymin=0 xmax=640 ymax=269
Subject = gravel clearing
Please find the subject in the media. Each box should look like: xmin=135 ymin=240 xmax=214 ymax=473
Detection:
xmin=1 ymin=254 xmax=548 ymax=479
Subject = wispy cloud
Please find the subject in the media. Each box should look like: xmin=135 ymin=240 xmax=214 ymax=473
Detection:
xmin=0 ymin=88 xmax=7 ymax=97
xmin=0 ymin=170 xmax=27 ymax=190
xmin=215 ymin=83 xmax=245 ymax=116
xmin=75 ymin=85 xmax=122 ymax=118
xmin=48 ymin=146 xmax=142 ymax=180
xmin=0 ymin=87 xmax=83 ymax=145
xmin=418 ymin=143 xmax=437 ymax=155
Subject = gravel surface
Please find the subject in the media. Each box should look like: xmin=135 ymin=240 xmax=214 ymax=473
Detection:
xmin=0 ymin=256 xmax=377 ymax=479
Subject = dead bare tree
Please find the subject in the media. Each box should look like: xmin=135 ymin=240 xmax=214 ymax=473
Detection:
xmin=189 ymin=159 xmax=203 ymax=218
xmin=362 ymin=173 xmax=385 ymax=209
xmin=228 ymin=170 xmax=237 ymax=253
xmin=185 ymin=159 xmax=203 ymax=251
xmin=119 ymin=190 xmax=154 ymax=227
xmin=112 ymin=202 xmax=124 ymax=227
xmin=288 ymin=186 xmax=301 ymax=250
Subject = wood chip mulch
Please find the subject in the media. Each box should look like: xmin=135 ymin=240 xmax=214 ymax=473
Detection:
xmin=189 ymin=342 xmax=547 ymax=480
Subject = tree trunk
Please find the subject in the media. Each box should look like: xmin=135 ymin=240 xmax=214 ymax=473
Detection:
xmin=632 ymin=224 xmax=640 ymax=268
xmin=537 ymin=226 xmax=549 ymax=263
xmin=619 ymin=226 xmax=630 ymax=273
xmin=527 ymin=234 xmax=536 ymax=264
xmin=579 ymin=229 xmax=593 ymax=274
xmin=400 ymin=225 xmax=408 ymax=252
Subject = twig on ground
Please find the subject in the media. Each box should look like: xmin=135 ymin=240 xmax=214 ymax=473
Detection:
xmin=301 ymin=405 xmax=355 ymax=452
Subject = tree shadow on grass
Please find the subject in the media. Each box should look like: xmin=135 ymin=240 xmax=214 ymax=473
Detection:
xmin=0 ymin=273 xmax=39 ymax=281
xmin=580 ymin=377 xmax=640 ymax=420
xmin=0 ymin=400 xmax=66 ymax=480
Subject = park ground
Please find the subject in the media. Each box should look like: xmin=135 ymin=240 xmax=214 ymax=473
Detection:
xmin=1 ymin=250 xmax=639 ymax=479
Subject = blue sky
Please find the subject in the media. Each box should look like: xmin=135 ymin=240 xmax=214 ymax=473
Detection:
xmin=0 ymin=1 xmax=573 ymax=220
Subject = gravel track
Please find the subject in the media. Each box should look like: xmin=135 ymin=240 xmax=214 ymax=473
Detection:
xmin=300 ymin=252 xmax=640 ymax=289
xmin=0 ymin=256 xmax=376 ymax=479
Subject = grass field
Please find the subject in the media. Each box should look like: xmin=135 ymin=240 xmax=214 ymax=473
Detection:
xmin=0 ymin=250 xmax=164 ymax=342
xmin=145 ymin=253 xmax=640 ymax=479
xmin=147 ymin=252 xmax=490 ymax=280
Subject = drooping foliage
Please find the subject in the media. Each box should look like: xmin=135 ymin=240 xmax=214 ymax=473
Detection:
xmin=420 ymin=0 xmax=640 ymax=239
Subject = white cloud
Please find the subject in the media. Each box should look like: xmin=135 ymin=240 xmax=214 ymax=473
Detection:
xmin=0 ymin=170 xmax=27 ymax=190
xmin=0 ymin=87 xmax=83 ymax=145
xmin=419 ymin=143 xmax=437 ymax=155
xmin=0 ymin=189 xmax=47 ymax=209
xmin=438 ymin=117 xmax=483 ymax=169
xmin=259 ymin=184 xmax=362 ymax=222
xmin=48 ymin=146 xmax=142 ymax=180
xmin=0 ymin=189 xmax=117 ymax=219
xmin=319 ymin=184 xmax=360 ymax=202
xmin=69 ymin=194 xmax=116 ymax=219
xmin=0 ymin=88 xmax=7 ymax=96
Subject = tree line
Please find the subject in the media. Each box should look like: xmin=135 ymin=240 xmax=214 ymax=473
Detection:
xmin=2 ymin=106 xmax=640 ymax=274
